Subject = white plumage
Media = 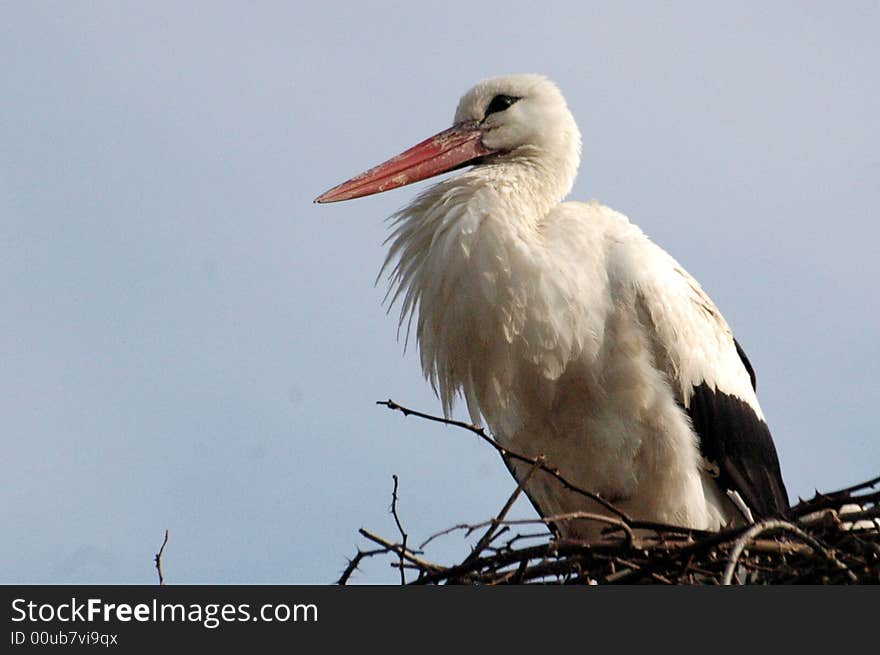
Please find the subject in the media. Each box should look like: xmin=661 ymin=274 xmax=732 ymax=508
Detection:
xmin=316 ymin=74 xmax=788 ymax=538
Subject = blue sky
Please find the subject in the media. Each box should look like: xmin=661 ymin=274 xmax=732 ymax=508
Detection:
xmin=2 ymin=2 xmax=878 ymax=584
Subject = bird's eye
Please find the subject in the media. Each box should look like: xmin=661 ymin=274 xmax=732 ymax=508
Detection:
xmin=484 ymin=94 xmax=520 ymax=117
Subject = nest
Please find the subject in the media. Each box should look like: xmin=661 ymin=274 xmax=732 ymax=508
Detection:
xmin=338 ymin=401 xmax=880 ymax=585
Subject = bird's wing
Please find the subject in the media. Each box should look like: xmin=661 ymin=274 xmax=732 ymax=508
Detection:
xmin=625 ymin=243 xmax=789 ymax=518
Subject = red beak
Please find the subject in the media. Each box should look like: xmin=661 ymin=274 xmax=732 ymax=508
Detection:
xmin=314 ymin=121 xmax=493 ymax=203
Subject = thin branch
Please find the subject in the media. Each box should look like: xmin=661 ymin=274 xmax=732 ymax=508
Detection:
xmin=154 ymin=529 xmax=169 ymax=586
xmin=336 ymin=547 xmax=388 ymax=585
xmin=358 ymin=528 xmax=445 ymax=574
xmin=499 ymin=531 xmax=552 ymax=551
xmin=419 ymin=521 xmax=479 ymax=550
xmin=464 ymin=512 xmax=635 ymax=546
xmin=463 ymin=456 xmax=544 ymax=565
xmin=813 ymin=474 xmax=880 ymax=497
xmin=789 ymin=475 xmax=880 ymax=518
xmin=390 ymin=474 xmax=408 ymax=585
xmin=377 ymin=399 xmax=632 ymax=523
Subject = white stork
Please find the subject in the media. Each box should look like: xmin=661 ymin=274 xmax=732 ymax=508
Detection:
xmin=315 ymin=74 xmax=789 ymax=538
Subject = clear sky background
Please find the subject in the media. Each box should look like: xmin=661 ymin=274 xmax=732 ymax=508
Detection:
xmin=2 ymin=2 xmax=878 ymax=584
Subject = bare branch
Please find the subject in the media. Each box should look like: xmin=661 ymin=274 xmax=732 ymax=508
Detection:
xmin=154 ymin=529 xmax=169 ymax=586
xmin=789 ymin=474 xmax=880 ymax=518
xmin=377 ymin=399 xmax=632 ymax=523
xmin=463 ymin=456 xmax=545 ymax=565
xmin=390 ymin=474 xmax=408 ymax=585
xmin=336 ymin=547 xmax=388 ymax=585
xmin=358 ymin=528 xmax=445 ymax=574
xmin=425 ymin=511 xmax=636 ymax=551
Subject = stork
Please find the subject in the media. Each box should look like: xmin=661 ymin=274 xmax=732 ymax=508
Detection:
xmin=315 ymin=74 xmax=789 ymax=538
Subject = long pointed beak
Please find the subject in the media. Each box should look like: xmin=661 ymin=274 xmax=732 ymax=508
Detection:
xmin=314 ymin=121 xmax=493 ymax=203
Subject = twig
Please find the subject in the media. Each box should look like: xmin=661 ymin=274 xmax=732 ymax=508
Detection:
xmin=789 ymin=475 xmax=880 ymax=518
xmin=463 ymin=456 xmax=544 ymax=565
xmin=498 ymin=531 xmax=550 ymax=551
xmin=337 ymin=548 xmax=389 ymax=585
xmin=377 ymin=399 xmax=631 ymax=523
xmin=390 ymin=475 xmax=408 ymax=585
xmin=814 ymin=474 xmax=880 ymax=497
xmin=420 ymin=510 xmax=636 ymax=552
xmin=154 ymin=529 xmax=169 ymax=586
xmin=358 ymin=528 xmax=445 ymax=574
xmin=492 ymin=513 xmax=635 ymax=544
xmin=419 ymin=521 xmax=477 ymax=550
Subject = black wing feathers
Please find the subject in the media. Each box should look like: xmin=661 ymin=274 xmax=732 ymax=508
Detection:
xmin=687 ymin=365 xmax=789 ymax=518
xmin=734 ymin=338 xmax=757 ymax=391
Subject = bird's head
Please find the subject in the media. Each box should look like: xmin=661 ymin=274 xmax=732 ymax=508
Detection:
xmin=315 ymin=74 xmax=581 ymax=204
xmin=453 ymin=74 xmax=581 ymax=170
